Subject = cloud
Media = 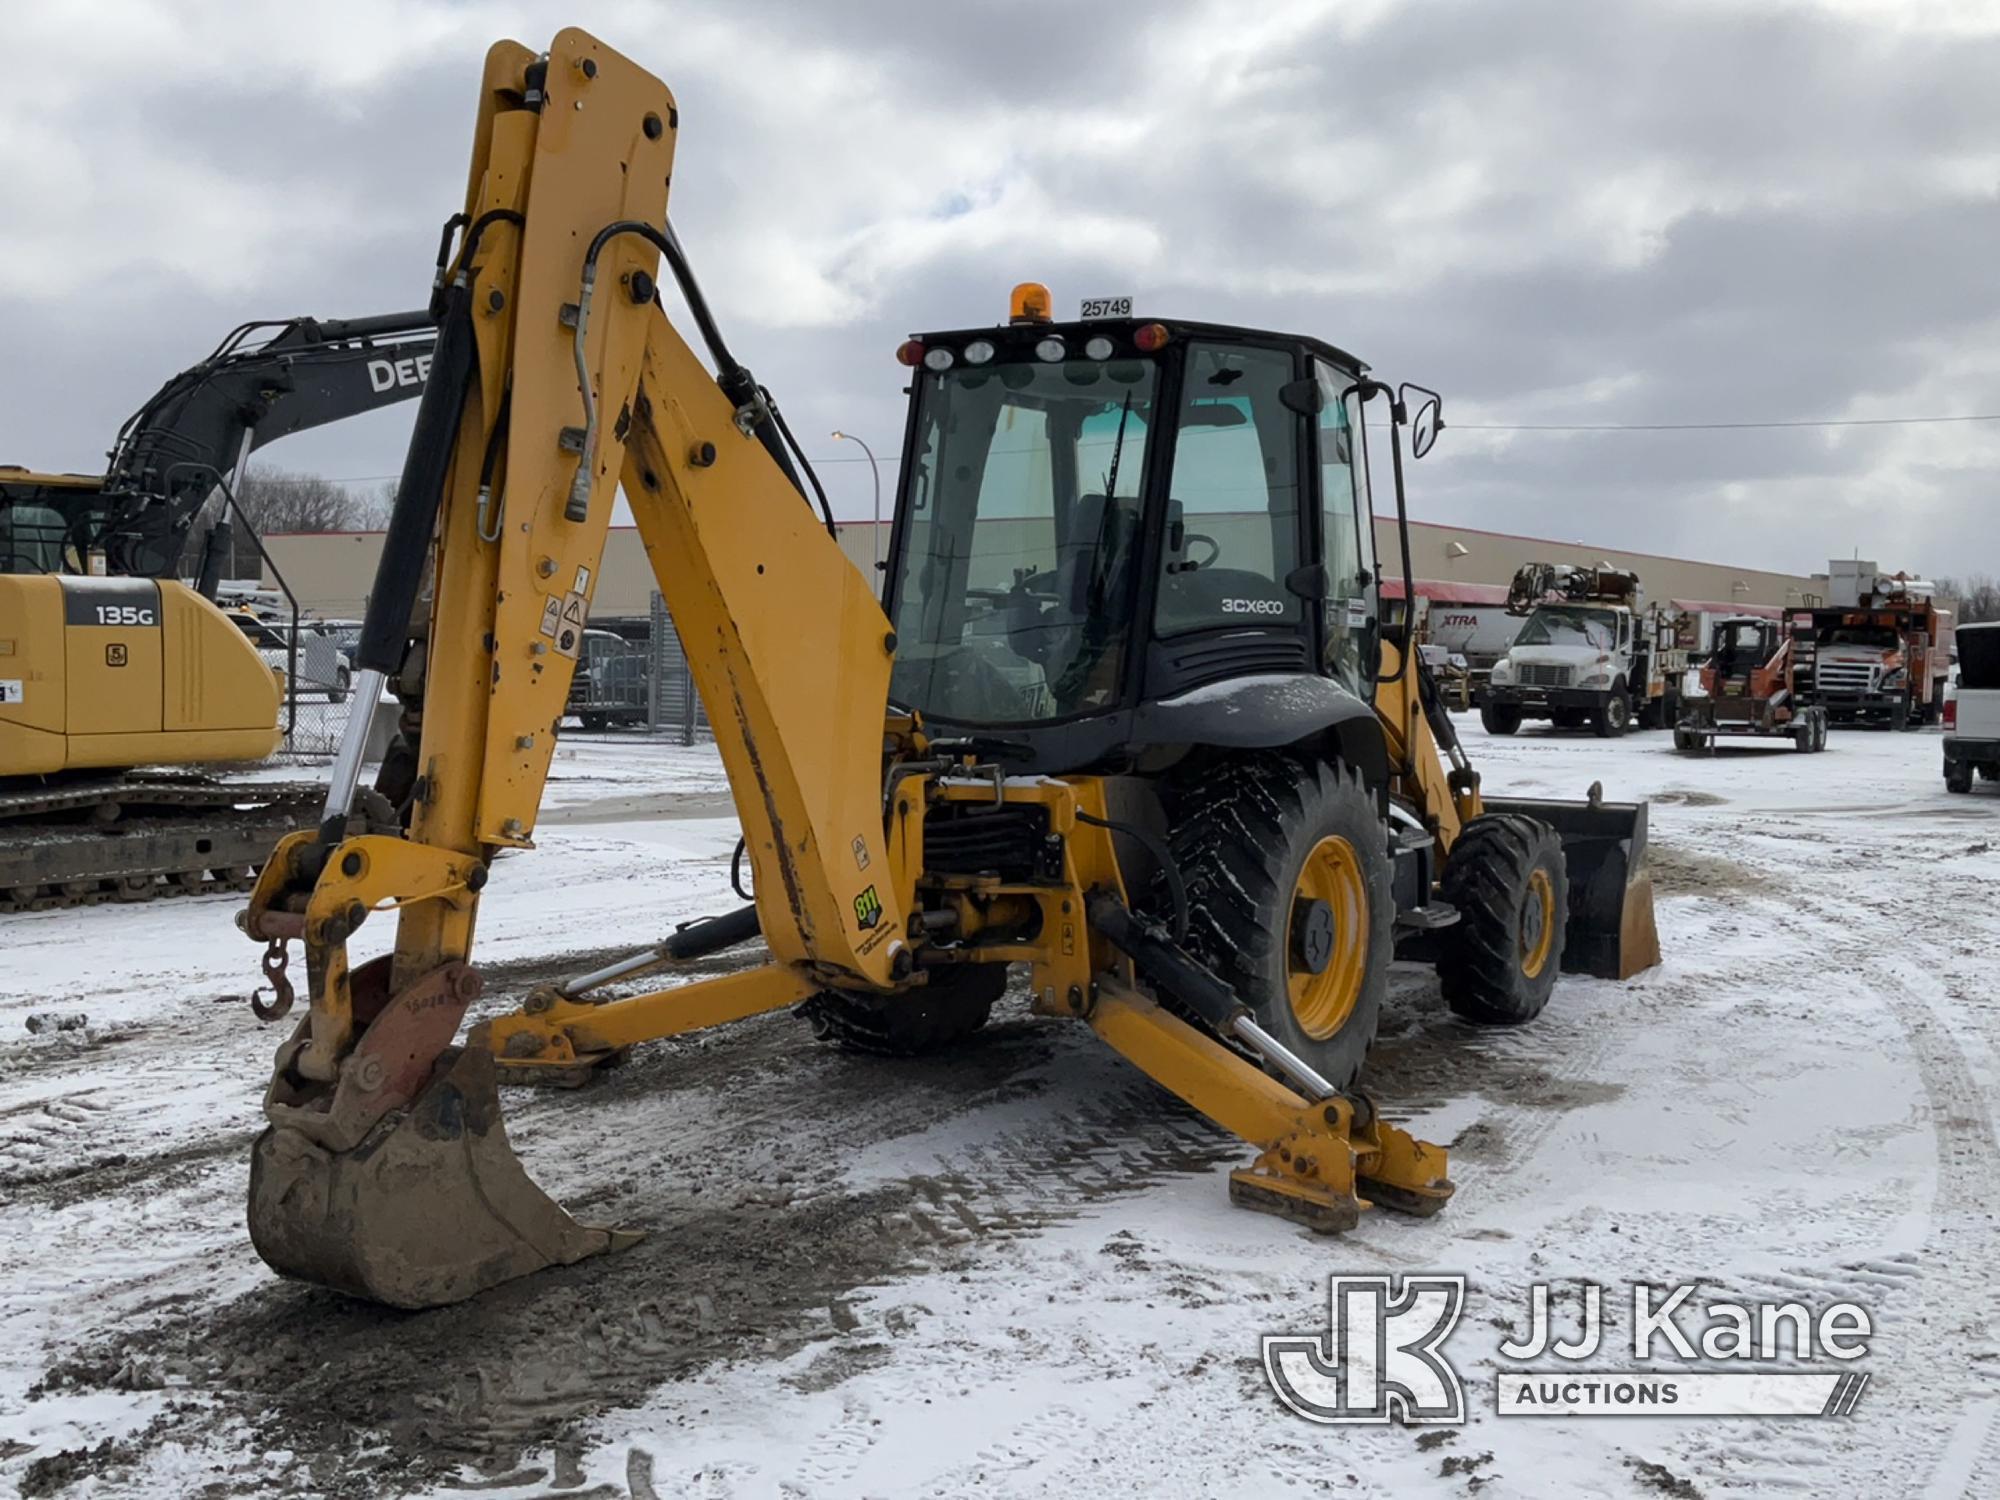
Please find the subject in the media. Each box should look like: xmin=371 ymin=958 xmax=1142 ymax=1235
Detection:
xmin=1 ymin=0 xmax=1993 ymax=578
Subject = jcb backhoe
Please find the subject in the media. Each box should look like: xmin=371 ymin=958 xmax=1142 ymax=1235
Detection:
xmin=238 ymin=30 xmax=1658 ymax=1309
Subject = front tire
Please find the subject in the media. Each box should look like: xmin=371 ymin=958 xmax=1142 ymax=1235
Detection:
xmin=1593 ymin=684 xmax=1632 ymax=738
xmin=1481 ymin=701 xmax=1524 ymax=736
xmin=1437 ymin=816 xmax=1568 ymax=1025
xmin=1168 ymin=754 xmax=1390 ymax=1092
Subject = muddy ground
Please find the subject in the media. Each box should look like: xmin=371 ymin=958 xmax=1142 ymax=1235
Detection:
xmin=3 ymin=727 xmax=1997 ymax=1497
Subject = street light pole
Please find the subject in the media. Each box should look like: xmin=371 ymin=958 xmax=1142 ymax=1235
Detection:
xmin=829 ymin=430 xmax=882 ymax=591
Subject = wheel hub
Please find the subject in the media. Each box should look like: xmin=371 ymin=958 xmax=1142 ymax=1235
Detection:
xmin=1286 ymin=836 xmax=1369 ymax=1040
xmin=1291 ymin=898 xmax=1335 ymax=974
xmin=1520 ymin=867 xmax=1557 ymax=980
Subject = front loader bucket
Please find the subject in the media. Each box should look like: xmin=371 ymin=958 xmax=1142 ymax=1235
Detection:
xmin=1483 ymin=795 xmax=1661 ymax=980
xmin=248 ymin=1045 xmax=634 ymax=1309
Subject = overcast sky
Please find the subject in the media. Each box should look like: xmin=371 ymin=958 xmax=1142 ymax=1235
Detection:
xmin=4 ymin=0 xmax=1996 ymax=579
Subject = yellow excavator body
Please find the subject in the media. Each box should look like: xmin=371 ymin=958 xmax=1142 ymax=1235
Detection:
xmin=0 ymin=575 xmax=282 ymax=777
xmin=236 ymin=29 xmax=1655 ymax=1309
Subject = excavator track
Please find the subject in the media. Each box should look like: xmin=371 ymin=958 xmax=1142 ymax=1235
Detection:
xmin=0 ymin=773 xmax=323 ymax=913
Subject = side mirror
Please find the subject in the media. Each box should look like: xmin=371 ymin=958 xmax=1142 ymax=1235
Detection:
xmin=1399 ymin=383 xmax=1443 ymax=460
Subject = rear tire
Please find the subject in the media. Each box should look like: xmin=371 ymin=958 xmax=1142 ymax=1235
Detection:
xmin=1672 ymin=726 xmax=1699 ymax=752
xmin=1167 ymin=754 xmax=1390 ymax=1092
xmin=1946 ymin=763 xmax=1974 ymax=794
xmin=1437 ymin=816 xmax=1568 ymax=1025
xmin=803 ymin=963 xmax=1008 ymax=1055
xmin=1481 ymin=702 xmax=1524 ymax=736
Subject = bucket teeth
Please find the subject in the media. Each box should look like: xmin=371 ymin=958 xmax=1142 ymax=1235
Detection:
xmin=248 ymin=1046 xmax=635 ymax=1309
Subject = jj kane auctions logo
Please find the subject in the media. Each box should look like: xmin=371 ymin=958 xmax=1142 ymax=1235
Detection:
xmin=1264 ymin=1276 xmax=1873 ymax=1422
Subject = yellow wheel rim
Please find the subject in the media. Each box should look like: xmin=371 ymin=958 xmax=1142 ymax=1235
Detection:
xmin=1520 ymin=867 xmax=1556 ymax=980
xmin=1287 ymin=835 xmax=1370 ymax=1040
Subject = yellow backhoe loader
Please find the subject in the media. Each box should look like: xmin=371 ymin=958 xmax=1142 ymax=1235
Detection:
xmin=238 ymin=30 xmax=1659 ymax=1309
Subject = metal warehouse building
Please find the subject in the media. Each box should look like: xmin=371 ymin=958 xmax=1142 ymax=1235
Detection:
xmin=262 ymin=517 xmax=1825 ymax=620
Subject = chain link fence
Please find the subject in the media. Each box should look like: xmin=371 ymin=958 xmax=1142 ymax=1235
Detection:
xmin=276 ymin=590 xmax=709 ymax=762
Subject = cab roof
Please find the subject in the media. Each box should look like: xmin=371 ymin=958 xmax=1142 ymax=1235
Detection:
xmin=906 ymin=316 xmax=1370 ymax=377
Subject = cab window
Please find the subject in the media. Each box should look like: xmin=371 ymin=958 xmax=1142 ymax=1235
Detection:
xmin=1315 ymin=360 xmax=1374 ymax=689
xmin=1155 ymin=342 xmax=1302 ymax=636
xmin=888 ymin=356 xmax=1158 ymax=725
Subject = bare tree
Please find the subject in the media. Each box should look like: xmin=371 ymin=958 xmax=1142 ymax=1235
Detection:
xmin=1936 ymin=573 xmax=2000 ymax=625
xmin=219 ymin=466 xmax=383 ymax=576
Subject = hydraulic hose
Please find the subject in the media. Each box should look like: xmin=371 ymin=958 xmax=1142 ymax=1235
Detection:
xmin=568 ymin=218 xmax=832 ymax=534
xmin=354 ymin=276 xmax=477 ymax=676
xmin=316 ymin=272 xmax=478 ymax=842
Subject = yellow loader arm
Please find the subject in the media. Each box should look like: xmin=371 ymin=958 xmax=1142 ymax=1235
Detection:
xmin=239 ymin=31 xmax=1451 ymax=1308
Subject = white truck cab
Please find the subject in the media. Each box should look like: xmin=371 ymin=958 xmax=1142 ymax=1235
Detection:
xmin=1481 ymin=564 xmax=1685 ymax=737
xmin=1944 ymin=621 xmax=1999 ymax=794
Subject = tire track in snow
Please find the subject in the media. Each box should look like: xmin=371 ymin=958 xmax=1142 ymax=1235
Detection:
xmin=1666 ymin=835 xmax=2000 ymax=1497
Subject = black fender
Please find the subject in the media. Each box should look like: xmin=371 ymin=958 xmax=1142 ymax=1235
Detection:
xmin=1132 ymin=672 xmax=1388 ymax=791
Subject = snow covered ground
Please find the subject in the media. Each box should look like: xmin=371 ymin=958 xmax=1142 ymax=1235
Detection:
xmin=1 ymin=723 xmax=1995 ymax=1498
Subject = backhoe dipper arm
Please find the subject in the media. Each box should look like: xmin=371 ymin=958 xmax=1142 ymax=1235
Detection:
xmin=240 ymin=35 xmax=911 ymax=1304
xmin=339 ymin=30 xmax=905 ymax=997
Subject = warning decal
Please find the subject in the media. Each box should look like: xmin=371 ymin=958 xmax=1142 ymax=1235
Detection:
xmin=554 ymin=591 xmax=587 ymax=659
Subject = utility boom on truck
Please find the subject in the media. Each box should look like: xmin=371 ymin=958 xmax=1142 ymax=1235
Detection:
xmin=1482 ymin=563 xmax=1686 ymax=737
xmin=235 ymin=30 xmax=1660 ymax=1309
xmin=1796 ymin=561 xmax=1952 ymax=729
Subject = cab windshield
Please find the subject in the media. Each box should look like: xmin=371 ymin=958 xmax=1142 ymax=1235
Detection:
xmin=888 ymin=356 xmax=1158 ymax=725
xmin=1517 ymin=606 xmax=1617 ymax=650
xmin=0 ymin=502 xmax=67 ymax=574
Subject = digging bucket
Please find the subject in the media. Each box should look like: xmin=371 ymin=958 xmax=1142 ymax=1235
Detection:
xmin=248 ymin=1044 xmax=634 ymax=1309
xmin=1481 ymin=795 xmax=1661 ymax=980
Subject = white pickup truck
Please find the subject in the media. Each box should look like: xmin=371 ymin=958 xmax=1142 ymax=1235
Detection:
xmin=1944 ymin=620 xmax=1999 ymax=794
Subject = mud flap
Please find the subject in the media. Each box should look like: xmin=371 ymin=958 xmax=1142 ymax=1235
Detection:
xmin=248 ymin=1046 xmax=636 ymax=1309
xmin=1482 ymin=795 xmax=1660 ymax=980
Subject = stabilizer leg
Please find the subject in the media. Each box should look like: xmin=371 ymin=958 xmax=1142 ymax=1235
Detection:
xmin=1084 ymin=980 xmax=1452 ymax=1232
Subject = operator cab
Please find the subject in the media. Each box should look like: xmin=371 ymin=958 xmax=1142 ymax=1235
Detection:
xmin=1711 ymin=618 xmax=1778 ymax=679
xmin=882 ymin=285 xmax=1428 ymax=772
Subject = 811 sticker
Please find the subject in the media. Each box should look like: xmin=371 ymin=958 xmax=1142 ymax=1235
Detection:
xmin=853 ymin=885 xmax=883 ymax=930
